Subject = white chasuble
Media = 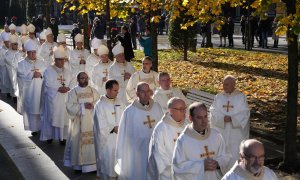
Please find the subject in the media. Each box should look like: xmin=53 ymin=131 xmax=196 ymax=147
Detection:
xmin=5 ymin=49 xmax=22 ymax=97
xmin=153 ymin=87 xmax=190 ymax=113
xmin=86 ymin=53 xmax=100 ymax=77
xmin=0 ymin=46 xmax=10 ymax=93
xmin=40 ymin=65 xmax=74 ymax=141
xmin=91 ymin=61 xmax=113 ymax=95
xmin=147 ymin=113 xmax=189 ymax=180
xmin=115 ymin=99 xmax=163 ymax=180
xmin=93 ymin=95 xmax=125 ymax=177
xmin=39 ymin=42 xmax=58 ymax=66
xmin=172 ymin=124 xmax=230 ymax=180
xmin=69 ymin=48 xmax=90 ymax=76
xmin=222 ymin=161 xmax=278 ymax=180
xmin=126 ymin=70 xmax=159 ymax=103
xmin=17 ymin=58 xmax=47 ymax=131
xmin=210 ymin=90 xmax=250 ymax=169
xmin=108 ymin=61 xmax=136 ymax=104
xmin=64 ymin=85 xmax=99 ymax=171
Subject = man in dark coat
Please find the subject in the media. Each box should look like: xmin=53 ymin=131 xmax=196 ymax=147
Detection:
xmin=130 ymin=18 xmax=137 ymax=49
xmin=49 ymin=18 xmax=59 ymax=42
xmin=117 ymin=26 xmax=135 ymax=62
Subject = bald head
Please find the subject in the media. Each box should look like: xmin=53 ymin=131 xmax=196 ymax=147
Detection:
xmin=136 ymin=82 xmax=150 ymax=92
xmin=168 ymin=97 xmax=186 ymax=122
xmin=223 ymin=75 xmax=236 ymax=94
xmin=240 ymin=139 xmax=264 ymax=156
xmin=136 ymin=82 xmax=152 ymax=105
xmin=167 ymin=97 xmax=185 ymax=109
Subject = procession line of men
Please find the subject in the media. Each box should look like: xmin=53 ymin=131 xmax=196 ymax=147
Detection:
xmin=0 ymin=23 xmax=278 ymax=179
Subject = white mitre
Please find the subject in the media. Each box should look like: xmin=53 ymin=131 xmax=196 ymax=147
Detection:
xmin=9 ymin=34 xmax=18 ymax=44
xmin=9 ymin=23 xmax=16 ymax=31
xmin=21 ymin=36 xmax=29 ymax=45
xmin=25 ymin=39 xmax=38 ymax=51
xmin=75 ymin=34 xmax=84 ymax=43
xmin=19 ymin=24 xmax=27 ymax=35
xmin=57 ymin=33 xmax=66 ymax=42
xmin=91 ymin=37 xmax=101 ymax=50
xmin=39 ymin=31 xmax=46 ymax=40
xmin=97 ymin=45 xmax=109 ymax=56
xmin=45 ymin=28 xmax=53 ymax=36
xmin=1 ymin=32 xmax=10 ymax=42
xmin=53 ymin=46 xmax=66 ymax=59
xmin=112 ymin=43 xmax=124 ymax=56
xmin=27 ymin=24 xmax=36 ymax=33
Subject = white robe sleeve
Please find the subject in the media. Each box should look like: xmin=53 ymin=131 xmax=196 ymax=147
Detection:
xmin=214 ymin=134 xmax=231 ymax=175
xmin=147 ymin=126 xmax=172 ymax=180
xmin=172 ymin=139 xmax=205 ymax=180
xmin=126 ymin=72 xmax=138 ymax=102
xmin=66 ymin=89 xmax=80 ymax=117
xmin=209 ymin=96 xmax=225 ymax=129
xmin=230 ymin=94 xmax=250 ymax=129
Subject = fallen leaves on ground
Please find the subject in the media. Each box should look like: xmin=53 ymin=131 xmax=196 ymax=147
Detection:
xmin=132 ymin=48 xmax=300 ymax=141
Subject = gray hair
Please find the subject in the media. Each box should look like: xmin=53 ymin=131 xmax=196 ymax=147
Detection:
xmin=167 ymin=97 xmax=183 ymax=109
xmin=188 ymin=102 xmax=207 ymax=117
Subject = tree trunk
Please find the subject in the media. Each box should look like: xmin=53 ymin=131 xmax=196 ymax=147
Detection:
xmin=205 ymin=22 xmax=213 ymax=48
xmin=83 ymin=13 xmax=90 ymax=50
xmin=279 ymin=0 xmax=299 ymax=173
xmin=105 ymin=0 xmax=113 ymax=60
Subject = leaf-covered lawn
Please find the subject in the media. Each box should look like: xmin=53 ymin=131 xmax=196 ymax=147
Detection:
xmin=132 ymin=48 xmax=300 ymax=141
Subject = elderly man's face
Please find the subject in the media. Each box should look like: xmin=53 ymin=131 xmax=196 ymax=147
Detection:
xmin=242 ymin=144 xmax=265 ymax=175
xmin=76 ymin=42 xmax=83 ymax=49
xmin=100 ymin=54 xmax=109 ymax=63
xmin=223 ymin=79 xmax=235 ymax=94
xmin=29 ymin=32 xmax=35 ymax=39
xmin=55 ymin=58 xmax=65 ymax=68
xmin=142 ymin=59 xmax=152 ymax=73
xmin=59 ymin=41 xmax=67 ymax=48
xmin=190 ymin=107 xmax=208 ymax=131
xmin=115 ymin=53 xmax=125 ymax=63
xmin=137 ymin=84 xmax=152 ymax=105
xmin=159 ymin=75 xmax=171 ymax=90
xmin=39 ymin=39 xmax=45 ymax=45
xmin=47 ymin=34 xmax=54 ymax=43
xmin=77 ymin=72 xmax=89 ymax=87
xmin=169 ymin=100 xmax=186 ymax=122
xmin=27 ymin=51 xmax=37 ymax=60
xmin=11 ymin=42 xmax=18 ymax=51
xmin=4 ymin=41 xmax=10 ymax=49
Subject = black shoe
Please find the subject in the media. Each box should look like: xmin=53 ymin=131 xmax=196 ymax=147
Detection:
xmin=60 ymin=140 xmax=66 ymax=146
xmin=223 ymin=45 xmax=226 ymax=47
xmin=219 ymin=45 xmax=222 ymax=47
xmin=47 ymin=139 xmax=53 ymax=144
xmin=6 ymin=93 xmax=11 ymax=98
xmin=31 ymin=132 xmax=38 ymax=136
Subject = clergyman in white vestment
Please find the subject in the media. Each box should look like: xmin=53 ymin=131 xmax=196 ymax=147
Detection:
xmin=86 ymin=38 xmax=102 ymax=77
xmin=39 ymin=28 xmax=58 ymax=66
xmin=40 ymin=46 xmax=74 ymax=144
xmin=172 ymin=102 xmax=230 ymax=180
xmin=91 ymin=45 xmax=113 ymax=95
xmin=0 ymin=32 xmax=10 ymax=94
xmin=69 ymin=34 xmax=90 ymax=76
xmin=148 ymin=97 xmax=189 ymax=180
xmin=57 ymin=33 xmax=71 ymax=71
xmin=5 ymin=34 xmax=22 ymax=98
xmin=115 ymin=82 xmax=164 ymax=180
xmin=222 ymin=139 xmax=278 ymax=180
xmin=126 ymin=56 xmax=159 ymax=103
xmin=64 ymin=72 xmax=99 ymax=172
xmin=17 ymin=39 xmax=47 ymax=134
xmin=108 ymin=43 xmax=135 ymax=104
xmin=210 ymin=75 xmax=250 ymax=169
xmin=153 ymin=72 xmax=190 ymax=113
xmin=93 ymin=80 xmax=125 ymax=180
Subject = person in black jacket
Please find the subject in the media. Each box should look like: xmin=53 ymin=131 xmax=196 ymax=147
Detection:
xmin=71 ymin=23 xmax=81 ymax=48
xmin=90 ymin=17 xmax=105 ymax=40
xmin=227 ymin=17 xmax=234 ymax=47
xmin=117 ymin=26 xmax=134 ymax=62
xmin=49 ymin=18 xmax=59 ymax=42
xmin=130 ymin=18 xmax=137 ymax=49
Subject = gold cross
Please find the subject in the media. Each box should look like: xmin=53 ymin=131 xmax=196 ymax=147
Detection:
xmin=173 ymin=132 xmax=181 ymax=142
xmin=57 ymin=75 xmax=66 ymax=86
xmin=103 ymin=69 xmax=108 ymax=77
xmin=223 ymin=101 xmax=234 ymax=112
xmin=200 ymin=145 xmax=215 ymax=158
xmin=31 ymin=66 xmax=39 ymax=72
xmin=143 ymin=115 xmax=155 ymax=128
xmin=112 ymin=112 xmax=116 ymax=115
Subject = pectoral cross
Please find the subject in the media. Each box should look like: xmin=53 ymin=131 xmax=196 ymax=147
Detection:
xmin=223 ymin=101 xmax=234 ymax=112
xmin=166 ymin=93 xmax=173 ymax=99
xmin=143 ymin=115 xmax=155 ymax=128
xmin=173 ymin=132 xmax=181 ymax=142
xmin=57 ymin=75 xmax=66 ymax=87
xmin=31 ymin=66 xmax=39 ymax=72
xmin=103 ymin=69 xmax=108 ymax=77
xmin=112 ymin=112 xmax=116 ymax=115
xmin=200 ymin=145 xmax=215 ymax=158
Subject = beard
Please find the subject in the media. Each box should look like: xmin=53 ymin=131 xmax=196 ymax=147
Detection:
xmin=249 ymin=164 xmax=263 ymax=175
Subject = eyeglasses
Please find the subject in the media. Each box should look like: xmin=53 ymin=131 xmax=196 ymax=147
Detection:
xmin=171 ymin=107 xmax=186 ymax=112
xmin=244 ymin=154 xmax=265 ymax=162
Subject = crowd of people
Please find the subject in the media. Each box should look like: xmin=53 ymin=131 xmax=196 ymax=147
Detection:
xmin=0 ymin=20 xmax=279 ymax=180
